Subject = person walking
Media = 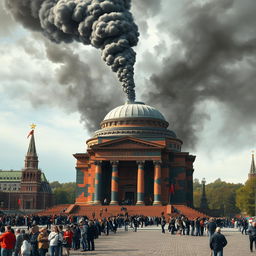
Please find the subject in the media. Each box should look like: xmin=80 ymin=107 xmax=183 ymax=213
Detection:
xmin=247 ymin=222 xmax=256 ymax=252
xmin=210 ymin=227 xmax=228 ymax=256
xmin=0 ymin=225 xmax=16 ymax=256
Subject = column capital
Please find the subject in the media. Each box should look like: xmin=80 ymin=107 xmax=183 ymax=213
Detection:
xmin=137 ymin=161 xmax=145 ymax=168
xmin=94 ymin=160 xmax=102 ymax=166
xmin=153 ymin=160 xmax=162 ymax=166
xmin=110 ymin=161 xmax=119 ymax=166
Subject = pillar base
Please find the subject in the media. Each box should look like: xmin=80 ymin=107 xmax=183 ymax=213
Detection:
xmin=136 ymin=201 xmax=145 ymax=205
xmin=110 ymin=201 xmax=118 ymax=205
xmin=94 ymin=201 xmax=102 ymax=205
xmin=153 ymin=201 xmax=162 ymax=205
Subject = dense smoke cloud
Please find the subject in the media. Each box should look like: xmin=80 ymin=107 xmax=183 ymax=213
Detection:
xmin=145 ymin=0 xmax=256 ymax=148
xmin=5 ymin=0 xmax=139 ymax=102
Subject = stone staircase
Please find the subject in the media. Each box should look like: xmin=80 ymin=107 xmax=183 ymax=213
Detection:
xmin=173 ymin=205 xmax=209 ymax=219
xmin=37 ymin=204 xmax=209 ymax=219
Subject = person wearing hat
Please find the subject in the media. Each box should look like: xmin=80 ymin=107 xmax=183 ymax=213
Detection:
xmin=37 ymin=227 xmax=49 ymax=256
xmin=248 ymin=222 xmax=256 ymax=252
xmin=210 ymin=227 xmax=227 ymax=256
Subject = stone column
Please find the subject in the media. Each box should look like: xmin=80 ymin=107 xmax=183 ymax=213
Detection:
xmin=153 ymin=161 xmax=162 ymax=205
xmin=94 ymin=161 xmax=102 ymax=205
xmin=136 ymin=161 xmax=145 ymax=205
xmin=110 ymin=161 xmax=119 ymax=205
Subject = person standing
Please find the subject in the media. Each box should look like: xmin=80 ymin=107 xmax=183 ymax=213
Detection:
xmin=14 ymin=229 xmax=24 ymax=256
xmin=0 ymin=225 xmax=16 ymax=256
xmin=30 ymin=225 xmax=40 ymax=256
xmin=48 ymin=226 xmax=60 ymax=256
xmin=86 ymin=221 xmax=96 ymax=251
xmin=20 ymin=235 xmax=32 ymax=256
xmin=37 ymin=227 xmax=49 ymax=256
xmin=210 ymin=227 xmax=227 ymax=256
xmin=63 ymin=226 xmax=73 ymax=256
xmin=247 ymin=222 xmax=256 ymax=252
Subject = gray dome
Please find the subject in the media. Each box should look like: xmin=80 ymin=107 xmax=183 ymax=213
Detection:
xmin=103 ymin=102 xmax=166 ymax=121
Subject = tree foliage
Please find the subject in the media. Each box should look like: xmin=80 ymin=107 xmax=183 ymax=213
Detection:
xmin=193 ymin=178 xmax=243 ymax=216
xmin=50 ymin=181 xmax=76 ymax=204
xmin=236 ymin=177 xmax=256 ymax=216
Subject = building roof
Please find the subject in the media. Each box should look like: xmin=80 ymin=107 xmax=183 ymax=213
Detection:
xmin=0 ymin=170 xmax=48 ymax=182
xmin=103 ymin=102 xmax=166 ymax=121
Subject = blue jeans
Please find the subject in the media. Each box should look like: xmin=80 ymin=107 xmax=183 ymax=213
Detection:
xmin=213 ymin=249 xmax=223 ymax=256
xmin=49 ymin=246 xmax=59 ymax=256
xmin=1 ymin=248 xmax=13 ymax=256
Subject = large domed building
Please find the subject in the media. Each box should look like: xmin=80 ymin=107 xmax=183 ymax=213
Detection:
xmin=74 ymin=102 xmax=196 ymax=208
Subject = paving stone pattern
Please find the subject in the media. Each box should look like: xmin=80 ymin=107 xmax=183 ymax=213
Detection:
xmin=70 ymin=228 xmax=253 ymax=256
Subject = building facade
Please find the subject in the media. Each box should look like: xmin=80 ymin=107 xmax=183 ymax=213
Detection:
xmin=0 ymin=131 xmax=53 ymax=210
xmin=74 ymin=102 xmax=196 ymax=207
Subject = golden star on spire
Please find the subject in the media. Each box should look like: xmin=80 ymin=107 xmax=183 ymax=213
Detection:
xmin=30 ymin=123 xmax=36 ymax=130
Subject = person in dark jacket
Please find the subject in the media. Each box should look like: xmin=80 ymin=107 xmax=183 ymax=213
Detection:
xmin=30 ymin=225 xmax=40 ymax=256
xmin=207 ymin=218 xmax=217 ymax=239
xmin=210 ymin=227 xmax=227 ymax=256
xmin=248 ymin=222 xmax=256 ymax=252
xmin=86 ymin=221 xmax=96 ymax=251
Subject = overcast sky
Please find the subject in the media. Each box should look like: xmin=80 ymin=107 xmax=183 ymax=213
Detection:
xmin=0 ymin=0 xmax=255 ymax=184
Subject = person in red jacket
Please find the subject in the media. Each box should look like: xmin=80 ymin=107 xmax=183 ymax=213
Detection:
xmin=0 ymin=226 xmax=16 ymax=256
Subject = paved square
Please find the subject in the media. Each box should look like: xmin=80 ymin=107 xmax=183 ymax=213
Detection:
xmin=70 ymin=228 xmax=253 ymax=256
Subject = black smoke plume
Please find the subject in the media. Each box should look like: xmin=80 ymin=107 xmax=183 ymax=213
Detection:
xmin=145 ymin=0 xmax=256 ymax=148
xmin=5 ymin=0 xmax=139 ymax=102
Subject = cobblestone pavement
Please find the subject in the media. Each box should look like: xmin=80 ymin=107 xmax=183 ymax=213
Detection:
xmin=70 ymin=228 xmax=254 ymax=256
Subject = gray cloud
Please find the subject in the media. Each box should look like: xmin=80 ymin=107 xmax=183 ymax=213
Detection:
xmin=144 ymin=0 xmax=256 ymax=148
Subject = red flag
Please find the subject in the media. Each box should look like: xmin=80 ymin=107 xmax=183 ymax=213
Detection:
xmin=18 ymin=199 xmax=21 ymax=206
xmin=169 ymin=184 xmax=175 ymax=194
xmin=27 ymin=130 xmax=34 ymax=138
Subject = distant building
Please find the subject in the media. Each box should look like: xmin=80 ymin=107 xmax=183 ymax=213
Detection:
xmin=248 ymin=152 xmax=256 ymax=180
xmin=0 ymin=130 xmax=53 ymax=211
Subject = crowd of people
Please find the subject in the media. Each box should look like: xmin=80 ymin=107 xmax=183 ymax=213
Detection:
xmin=0 ymin=213 xmax=255 ymax=255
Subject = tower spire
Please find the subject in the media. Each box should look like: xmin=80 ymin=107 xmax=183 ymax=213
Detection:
xmin=25 ymin=124 xmax=38 ymax=169
xmin=250 ymin=151 xmax=255 ymax=174
xmin=248 ymin=151 xmax=256 ymax=179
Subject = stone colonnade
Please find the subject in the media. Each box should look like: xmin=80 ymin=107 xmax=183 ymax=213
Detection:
xmin=93 ymin=160 xmax=162 ymax=205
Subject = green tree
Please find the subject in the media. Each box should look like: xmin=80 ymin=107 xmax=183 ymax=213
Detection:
xmin=50 ymin=181 xmax=76 ymax=204
xmin=236 ymin=177 xmax=256 ymax=216
xmin=193 ymin=179 xmax=242 ymax=216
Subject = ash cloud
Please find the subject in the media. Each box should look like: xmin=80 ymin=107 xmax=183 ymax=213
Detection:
xmin=5 ymin=0 xmax=139 ymax=102
xmin=145 ymin=0 xmax=256 ymax=148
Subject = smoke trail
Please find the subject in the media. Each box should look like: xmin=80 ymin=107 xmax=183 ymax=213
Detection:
xmin=5 ymin=0 xmax=139 ymax=102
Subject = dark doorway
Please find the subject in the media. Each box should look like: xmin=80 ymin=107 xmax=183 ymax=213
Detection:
xmin=25 ymin=201 xmax=31 ymax=209
xmin=125 ymin=192 xmax=135 ymax=205
xmin=144 ymin=161 xmax=154 ymax=205
xmin=101 ymin=161 xmax=112 ymax=204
